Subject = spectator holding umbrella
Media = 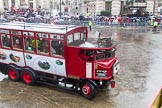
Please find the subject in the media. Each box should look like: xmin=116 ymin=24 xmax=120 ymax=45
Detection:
xmin=157 ymin=18 xmax=161 ymax=25
xmin=117 ymin=15 xmax=122 ymax=27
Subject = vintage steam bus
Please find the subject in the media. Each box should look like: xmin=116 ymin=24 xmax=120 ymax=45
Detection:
xmin=0 ymin=22 xmax=119 ymax=99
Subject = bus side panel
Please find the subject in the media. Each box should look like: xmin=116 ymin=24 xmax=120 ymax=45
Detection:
xmin=66 ymin=47 xmax=86 ymax=78
xmin=24 ymin=53 xmax=66 ymax=77
xmin=0 ymin=49 xmax=25 ymax=66
xmin=67 ymin=59 xmax=86 ymax=78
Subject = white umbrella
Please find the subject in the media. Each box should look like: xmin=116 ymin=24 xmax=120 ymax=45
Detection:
xmin=53 ymin=16 xmax=59 ymax=19
xmin=62 ymin=15 xmax=70 ymax=18
xmin=111 ymin=16 xmax=115 ymax=19
xmin=59 ymin=19 xmax=64 ymax=22
xmin=35 ymin=15 xmax=43 ymax=18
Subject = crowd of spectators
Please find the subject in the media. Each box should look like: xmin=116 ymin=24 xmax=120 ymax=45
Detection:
xmin=93 ymin=15 xmax=162 ymax=27
xmin=0 ymin=7 xmax=162 ymax=28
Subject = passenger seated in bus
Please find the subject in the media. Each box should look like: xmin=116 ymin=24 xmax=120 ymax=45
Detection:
xmin=25 ymin=38 xmax=33 ymax=51
xmin=57 ymin=41 xmax=63 ymax=55
xmin=2 ymin=35 xmax=10 ymax=47
xmin=32 ymin=39 xmax=40 ymax=50
xmin=40 ymin=40 xmax=48 ymax=53
xmin=51 ymin=40 xmax=63 ymax=55
xmin=51 ymin=45 xmax=56 ymax=54
xmin=79 ymin=50 xmax=93 ymax=61
xmin=51 ymin=40 xmax=58 ymax=54
xmin=13 ymin=38 xmax=21 ymax=49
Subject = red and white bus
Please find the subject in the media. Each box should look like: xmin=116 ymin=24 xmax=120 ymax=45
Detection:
xmin=0 ymin=22 xmax=119 ymax=99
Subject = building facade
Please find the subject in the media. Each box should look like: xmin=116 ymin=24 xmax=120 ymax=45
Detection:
xmin=0 ymin=0 xmax=162 ymax=16
xmin=81 ymin=0 xmax=105 ymax=16
xmin=0 ymin=0 xmax=51 ymax=12
xmin=81 ymin=0 xmax=162 ymax=16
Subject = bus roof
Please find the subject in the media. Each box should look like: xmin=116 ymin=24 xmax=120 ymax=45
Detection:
xmin=0 ymin=22 xmax=79 ymax=34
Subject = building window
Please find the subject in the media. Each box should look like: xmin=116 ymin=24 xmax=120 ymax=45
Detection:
xmin=20 ymin=0 xmax=27 ymax=6
xmin=29 ymin=3 xmax=33 ymax=8
xmin=135 ymin=0 xmax=146 ymax=3
xmin=11 ymin=0 xmax=15 ymax=6
xmin=106 ymin=1 xmax=112 ymax=12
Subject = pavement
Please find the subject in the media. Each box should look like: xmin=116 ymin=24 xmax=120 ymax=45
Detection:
xmin=88 ymin=25 xmax=154 ymax=39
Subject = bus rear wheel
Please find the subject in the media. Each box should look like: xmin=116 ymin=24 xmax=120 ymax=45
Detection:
xmin=22 ymin=70 xmax=35 ymax=85
xmin=7 ymin=66 xmax=20 ymax=81
xmin=80 ymin=81 xmax=97 ymax=100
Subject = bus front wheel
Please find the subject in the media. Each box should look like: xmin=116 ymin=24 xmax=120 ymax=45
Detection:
xmin=7 ymin=66 xmax=20 ymax=82
xmin=22 ymin=69 xmax=35 ymax=85
xmin=80 ymin=81 xmax=97 ymax=100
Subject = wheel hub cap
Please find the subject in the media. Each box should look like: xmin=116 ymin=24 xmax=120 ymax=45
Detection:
xmin=82 ymin=84 xmax=91 ymax=96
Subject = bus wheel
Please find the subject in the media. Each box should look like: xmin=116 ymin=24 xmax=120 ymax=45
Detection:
xmin=7 ymin=66 xmax=20 ymax=82
xmin=80 ymin=81 xmax=97 ymax=100
xmin=22 ymin=70 xmax=35 ymax=85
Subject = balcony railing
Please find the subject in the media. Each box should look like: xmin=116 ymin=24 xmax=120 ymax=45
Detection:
xmin=133 ymin=3 xmax=147 ymax=7
xmin=129 ymin=2 xmax=147 ymax=8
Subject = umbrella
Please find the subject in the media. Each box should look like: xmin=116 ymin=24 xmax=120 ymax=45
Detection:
xmin=7 ymin=15 xmax=16 ymax=20
xmin=111 ymin=16 xmax=115 ymax=19
xmin=62 ymin=15 xmax=70 ymax=18
xmin=59 ymin=19 xmax=64 ymax=22
xmin=53 ymin=16 xmax=59 ymax=19
xmin=35 ymin=15 xmax=43 ymax=18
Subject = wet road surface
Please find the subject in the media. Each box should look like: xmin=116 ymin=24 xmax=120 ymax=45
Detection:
xmin=0 ymin=26 xmax=162 ymax=108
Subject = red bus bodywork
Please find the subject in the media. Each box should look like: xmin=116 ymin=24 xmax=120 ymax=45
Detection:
xmin=0 ymin=22 xmax=120 ymax=99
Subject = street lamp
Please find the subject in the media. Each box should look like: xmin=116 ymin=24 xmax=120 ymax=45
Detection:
xmin=60 ymin=0 xmax=62 ymax=18
xmin=153 ymin=0 xmax=155 ymax=15
xmin=50 ymin=0 xmax=53 ymax=16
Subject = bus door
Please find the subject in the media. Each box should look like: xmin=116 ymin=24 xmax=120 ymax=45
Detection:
xmin=65 ymin=29 xmax=91 ymax=79
xmin=66 ymin=47 xmax=87 ymax=78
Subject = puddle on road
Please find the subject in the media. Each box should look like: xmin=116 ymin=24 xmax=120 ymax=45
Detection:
xmin=0 ymin=73 xmax=7 ymax=81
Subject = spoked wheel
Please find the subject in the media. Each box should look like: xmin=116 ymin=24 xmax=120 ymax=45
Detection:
xmin=22 ymin=70 xmax=35 ymax=85
xmin=80 ymin=81 xmax=97 ymax=100
xmin=7 ymin=66 xmax=20 ymax=81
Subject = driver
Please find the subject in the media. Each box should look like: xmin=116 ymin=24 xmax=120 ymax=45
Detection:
xmin=79 ymin=50 xmax=94 ymax=61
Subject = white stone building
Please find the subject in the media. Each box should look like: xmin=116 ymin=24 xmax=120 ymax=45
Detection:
xmin=0 ymin=0 xmax=51 ymax=12
xmin=0 ymin=0 xmax=161 ymax=16
xmin=81 ymin=0 xmax=161 ymax=16
xmin=111 ymin=0 xmax=121 ymax=16
xmin=81 ymin=0 xmax=105 ymax=16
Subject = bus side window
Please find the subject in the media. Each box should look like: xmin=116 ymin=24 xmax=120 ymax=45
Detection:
xmin=38 ymin=39 xmax=49 ymax=54
xmin=51 ymin=40 xmax=58 ymax=54
xmin=1 ymin=34 xmax=11 ymax=48
xmin=12 ymin=36 xmax=22 ymax=49
xmin=50 ymin=36 xmax=56 ymax=54
xmin=51 ymin=40 xmax=63 ymax=56
xmin=67 ymin=34 xmax=73 ymax=45
xmin=24 ymin=38 xmax=33 ymax=51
